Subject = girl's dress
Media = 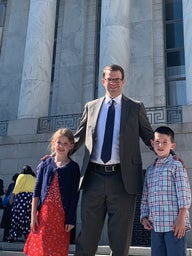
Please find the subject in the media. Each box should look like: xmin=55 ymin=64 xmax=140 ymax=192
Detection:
xmin=23 ymin=172 xmax=70 ymax=256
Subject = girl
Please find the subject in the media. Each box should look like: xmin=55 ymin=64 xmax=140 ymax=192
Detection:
xmin=24 ymin=128 xmax=80 ymax=256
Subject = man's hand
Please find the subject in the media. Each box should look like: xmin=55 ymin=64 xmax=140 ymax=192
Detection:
xmin=173 ymin=154 xmax=186 ymax=168
xmin=40 ymin=154 xmax=51 ymax=161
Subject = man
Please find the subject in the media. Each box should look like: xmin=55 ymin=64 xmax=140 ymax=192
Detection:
xmin=73 ymin=64 xmax=154 ymax=256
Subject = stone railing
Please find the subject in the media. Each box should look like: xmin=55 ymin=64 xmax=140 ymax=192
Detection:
xmin=0 ymin=105 xmax=183 ymax=136
xmin=0 ymin=120 xmax=8 ymax=136
xmin=145 ymin=105 xmax=182 ymax=125
xmin=37 ymin=113 xmax=82 ymax=133
xmin=37 ymin=105 xmax=182 ymax=133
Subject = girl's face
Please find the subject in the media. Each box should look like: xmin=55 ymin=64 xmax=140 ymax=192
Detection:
xmin=54 ymin=136 xmax=74 ymax=157
xmin=151 ymin=132 xmax=176 ymax=159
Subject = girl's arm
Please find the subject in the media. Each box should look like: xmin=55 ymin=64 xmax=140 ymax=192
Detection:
xmin=30 ymin=197 xmax=39 ymax=232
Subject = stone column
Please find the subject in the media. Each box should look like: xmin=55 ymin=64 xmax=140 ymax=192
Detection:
xmin=18 ymin=0 xmax=57 ymax=119
xmin=182 ymin=0 xmax=192 ymax=104
xmin=98 ymin=0 xmax=130 ymax=97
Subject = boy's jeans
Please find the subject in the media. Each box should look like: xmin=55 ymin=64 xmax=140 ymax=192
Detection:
xmin=151 ymin=230 xmax=186 ymax=256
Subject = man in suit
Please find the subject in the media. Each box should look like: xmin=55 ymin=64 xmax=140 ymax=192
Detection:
xmin=73 ymin=64 xmax=154 ymax=256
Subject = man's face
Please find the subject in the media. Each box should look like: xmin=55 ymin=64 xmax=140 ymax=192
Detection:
xmin=102 ymin=70 xmax=125 ymax=98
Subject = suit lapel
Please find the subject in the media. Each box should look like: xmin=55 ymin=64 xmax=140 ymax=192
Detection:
xmin=90 ymin=97 xmax=105 ymax=133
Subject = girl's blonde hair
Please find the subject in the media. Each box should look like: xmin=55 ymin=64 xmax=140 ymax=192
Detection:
xmin=49 ymin=128 xmax=74 ymax=154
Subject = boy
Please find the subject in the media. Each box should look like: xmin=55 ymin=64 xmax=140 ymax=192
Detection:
xmin=140 ymin=126 xmax=191 ymax=256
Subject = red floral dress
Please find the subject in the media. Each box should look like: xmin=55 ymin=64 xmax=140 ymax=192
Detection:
xmin=23 ymin=173 xmax=70 ymax=256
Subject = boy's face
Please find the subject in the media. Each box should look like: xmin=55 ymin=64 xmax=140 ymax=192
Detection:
xmin=151 ymin=132 xmax=176 ymax=159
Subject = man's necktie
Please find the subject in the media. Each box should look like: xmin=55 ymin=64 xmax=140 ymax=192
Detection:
xmin=101 ymin=100 xmax=115 ymax=163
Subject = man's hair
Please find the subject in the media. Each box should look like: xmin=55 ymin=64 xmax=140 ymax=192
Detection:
xmin=103 ymin=64 xmax=124 ymax=79
xmin=154 ymin=126 xmax=175 ymax=142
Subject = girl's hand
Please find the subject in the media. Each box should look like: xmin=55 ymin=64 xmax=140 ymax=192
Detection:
xmin=65 ymin=224 xmax=74 ymax=232
xmin=30 ymin=214 xmax=39 ymax=233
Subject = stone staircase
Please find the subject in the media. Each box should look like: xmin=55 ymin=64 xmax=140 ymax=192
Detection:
xmin=0 ymin=228 xmax=192 ymax=256
xmin=0 ymin=243 xmax=149 ymax=256
xmin=0 ymin=243 xmax=192 ymax=256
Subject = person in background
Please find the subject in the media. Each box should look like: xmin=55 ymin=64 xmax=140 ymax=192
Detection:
xmin=0 ymin=178 xmax=4 ymax=209
xmin=23 ymin=128 xmax=80 ymax=256
xmin=73 ymin=64 xmax=154 ymax=256
xmin=1 ymin=173 xmax=19 ymax=241
xmin=140 ymin=126 xmax=191 ymax=256
xmin=8 ymin=165 xmax=36 ymax=242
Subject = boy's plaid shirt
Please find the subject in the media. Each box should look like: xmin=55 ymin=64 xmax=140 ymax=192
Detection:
xmin=140 ymin=155 xmax=191 ymax=232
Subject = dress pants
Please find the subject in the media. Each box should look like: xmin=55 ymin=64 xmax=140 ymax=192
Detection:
xmin=74 ymin=166 xmax=137 ymax=256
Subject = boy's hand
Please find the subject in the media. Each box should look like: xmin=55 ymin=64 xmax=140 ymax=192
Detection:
xmin=141 ymin=217 xmax=153 ymax=230
xmin=173 ymin=217 xmax=186 ymax=239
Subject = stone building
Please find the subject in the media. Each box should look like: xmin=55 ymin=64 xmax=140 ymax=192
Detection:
xmin=0 ymin=0 xmax=192 ymax=246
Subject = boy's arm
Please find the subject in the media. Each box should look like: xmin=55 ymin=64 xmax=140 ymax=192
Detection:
xmin=173 ymin=208 xmax=187 ymax=239
xmin=174 ymin=163 xmax=191 ymax=238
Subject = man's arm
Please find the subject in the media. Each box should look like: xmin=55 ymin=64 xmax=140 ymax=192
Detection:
xmin=73 ymin=104 xmax=88 ymax=153
xmin=139 ymin=102 xmax=154 ymax=149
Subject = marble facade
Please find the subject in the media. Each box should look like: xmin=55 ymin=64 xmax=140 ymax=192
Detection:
xmin=182 ymin=0 xmax=192 ymax=104
xmin=18 ymin=0 xmax=57 ymax=119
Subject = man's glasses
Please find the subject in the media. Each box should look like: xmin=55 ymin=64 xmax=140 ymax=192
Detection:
xmin=104 ymin=78 xmax=123 ymax=83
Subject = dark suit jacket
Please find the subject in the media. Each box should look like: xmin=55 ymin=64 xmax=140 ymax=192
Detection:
xmin=74 ymin=94 xmax=154 ymax=194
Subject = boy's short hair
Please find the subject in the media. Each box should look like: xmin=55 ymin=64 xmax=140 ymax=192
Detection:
xmin=154 ymin=126 xmax=174 ymax=142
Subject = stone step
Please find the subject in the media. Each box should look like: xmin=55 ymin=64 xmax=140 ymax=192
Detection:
xmin=0 ymin=243 xmax=192 ymax=256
